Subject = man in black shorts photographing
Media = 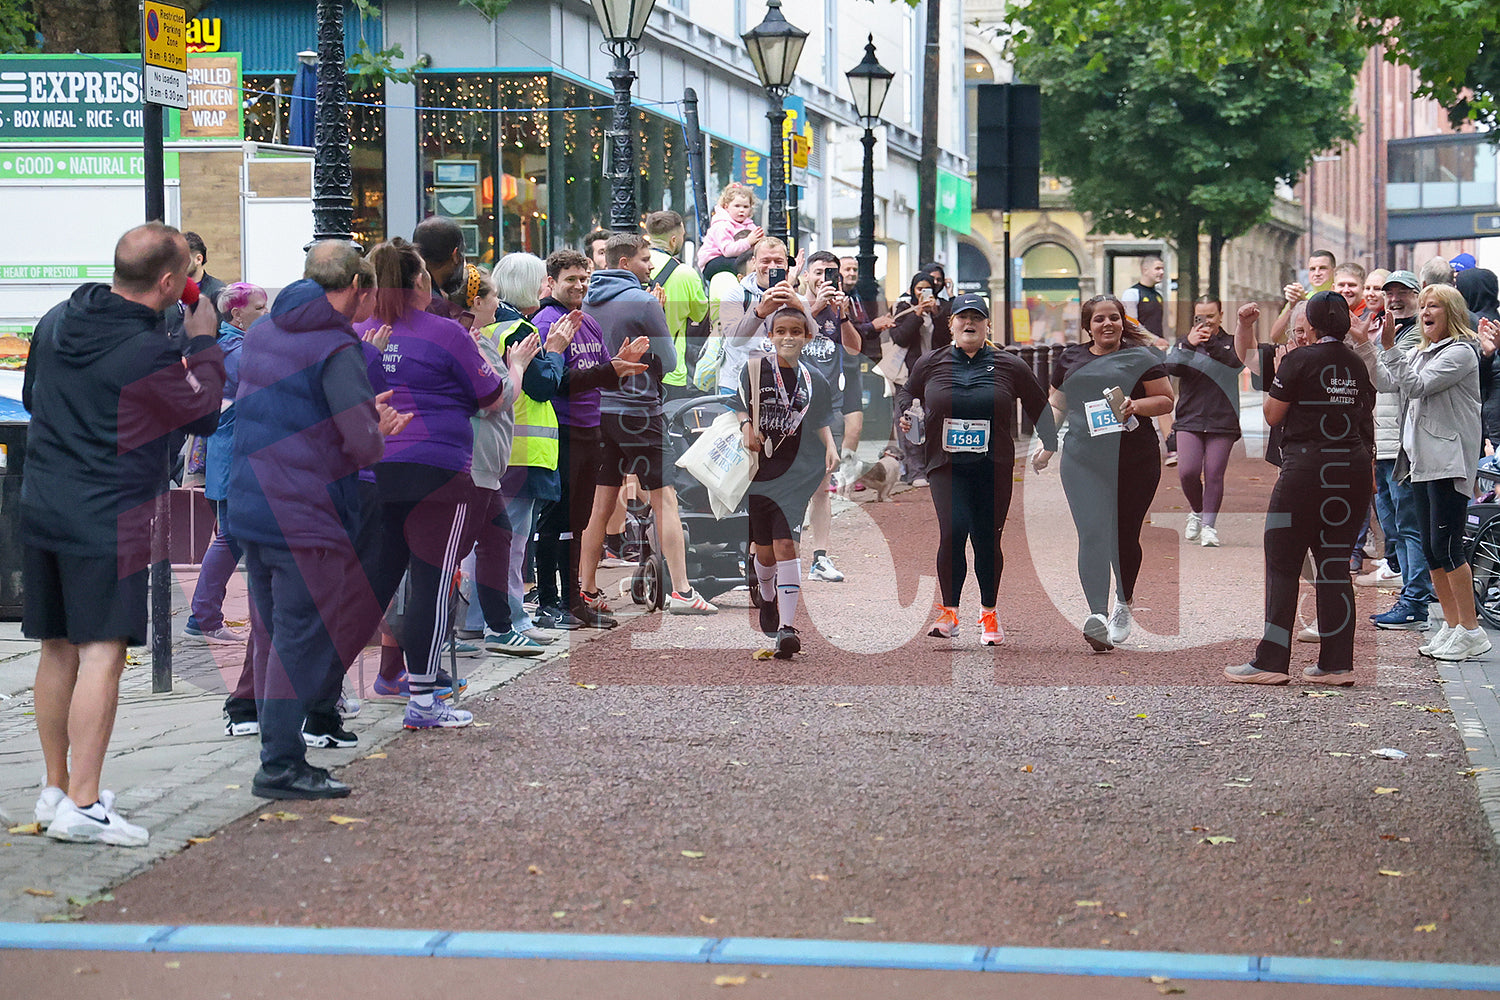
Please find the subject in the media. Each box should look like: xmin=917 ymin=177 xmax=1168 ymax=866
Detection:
xmin=578 ymin=233 xmax=717 ymax=615
xmin=21 ymin=223 xmax=226 ymax=845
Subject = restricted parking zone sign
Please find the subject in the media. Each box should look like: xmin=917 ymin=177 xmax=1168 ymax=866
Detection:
xmin=141 ymin=0 xmax=188 ymax=109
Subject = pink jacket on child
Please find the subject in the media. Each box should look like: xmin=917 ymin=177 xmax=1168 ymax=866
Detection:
xmin=696 ymin=205 xmax=758 ymax=270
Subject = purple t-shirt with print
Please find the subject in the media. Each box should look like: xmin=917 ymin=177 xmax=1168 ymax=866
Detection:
xmin=355 ymin=309 xmax=502 ymax=473
xmin=535 ymin=301 xmax=610 ymax=428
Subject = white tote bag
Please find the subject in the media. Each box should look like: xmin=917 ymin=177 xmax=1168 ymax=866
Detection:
xmin=676 ymin=409 xmax=757 ymax=518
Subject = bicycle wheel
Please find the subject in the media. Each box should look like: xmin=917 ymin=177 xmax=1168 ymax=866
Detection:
xmin=1468 ymin=516 xmax=1500 ymax=629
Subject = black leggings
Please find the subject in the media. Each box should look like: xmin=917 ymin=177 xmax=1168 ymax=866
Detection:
xmin=1060 ymin=447 xmax=1161 ymax=615
xmin=928 ymin=459 xmax=1014 ymax=608
xmin=535 ymin=425 xmax=601 ymax=610
xmin=1254 ymin=453 xmax=1371 ymax=673
xmin=1411 ymin=477 xmax=1469 ymax=572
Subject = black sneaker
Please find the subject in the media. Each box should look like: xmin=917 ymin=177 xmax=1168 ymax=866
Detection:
xmin=302 ymin=716 xmax=358 ymax=749
xmin=536 ymin=604 xmax=585 ymax=630
xmin=774 ymin=626 xmax=801 ymax=659
xmin=570 ymin=602 xmax=619 ymax=629
xmin=758 ymin=598 xmax=779 ymax=637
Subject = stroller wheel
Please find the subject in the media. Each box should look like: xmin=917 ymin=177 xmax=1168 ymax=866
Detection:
xmin=631 ymin=554 xmax=667 ymax=611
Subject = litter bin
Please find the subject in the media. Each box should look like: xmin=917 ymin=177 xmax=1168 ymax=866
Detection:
xmin=0 ymin=402 xmax=30 ymax=621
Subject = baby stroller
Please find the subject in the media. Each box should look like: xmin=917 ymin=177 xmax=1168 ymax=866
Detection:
xmin=623 ymin=393 xmax=755 ymax=611
xmin=1465 ymin=466 xmax=1500 ymax=628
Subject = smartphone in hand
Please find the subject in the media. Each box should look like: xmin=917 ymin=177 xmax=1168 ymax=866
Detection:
xmin=768 ymin=266 xmax=788 ymax=286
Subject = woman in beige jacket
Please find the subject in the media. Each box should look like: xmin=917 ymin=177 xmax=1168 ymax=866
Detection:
xmin=1375 ymin=283 xmax=1488 ymax=662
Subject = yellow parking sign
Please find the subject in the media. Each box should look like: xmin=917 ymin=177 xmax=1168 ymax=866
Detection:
xmin=142 ymin=0 xmax=188 ymax=107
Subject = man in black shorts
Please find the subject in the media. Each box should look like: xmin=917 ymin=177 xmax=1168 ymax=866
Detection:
xmin=22 ymin=222 xmax=225 ymax=845
xmin=578 ymin=233 xmax=717 ymax=614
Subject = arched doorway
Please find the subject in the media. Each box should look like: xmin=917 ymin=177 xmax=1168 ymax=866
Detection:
xmin=956 ymin=240 xmax=992 ymax=296
xmin=1021 ymin=242 xmax=1081 ymax=345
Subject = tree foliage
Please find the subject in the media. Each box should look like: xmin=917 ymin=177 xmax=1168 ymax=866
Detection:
xmin=1005 ymin=2 xmax=1365 ymax=308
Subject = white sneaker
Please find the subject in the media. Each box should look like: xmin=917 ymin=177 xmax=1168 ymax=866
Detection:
xmin=337 ymin=694 xmax=361 ymax=720
xmin=809 ymin=555 xmax=845 ymax=582
xmin=45 ymin=795 xmax=148 ymax=847
xmin=1296 ymin=621 xmax=1321 ymax=643
xmin=667 ymin=591 xmax=718 ymax=615
xmin=1434 ymin=627 xmax=1493 ymax=662
xmin=1083 ymin=613 xmax=1113 ymax=651
xmin=1185 ymin=512 xmax=1202 ymax=541
xmin=1199 ymin=525 xmax=1220 ymax=548
xmin=1354 ymin=561 xmax=1400 ymax=588
xmin=34 ymin=785 xmax=67 ymax=824
xmin=1419 ymin=624 xmax=1455 ymax=658
xmin=1107 ymin=601 xmax=1134 ymax=644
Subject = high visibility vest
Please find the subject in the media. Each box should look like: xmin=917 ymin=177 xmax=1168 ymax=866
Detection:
xmin=487 ymin=318 xmax=559 ymax=471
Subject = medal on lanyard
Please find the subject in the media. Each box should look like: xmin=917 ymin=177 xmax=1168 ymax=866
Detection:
xmin=769 ymin=359 xmax=813 ymax=436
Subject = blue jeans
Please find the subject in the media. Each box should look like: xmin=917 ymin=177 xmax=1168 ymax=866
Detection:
xmin=1377 ymin=460 xmax=1436 ymax=606
xmin=1372 ymin=460 xmax=1400 ymax=573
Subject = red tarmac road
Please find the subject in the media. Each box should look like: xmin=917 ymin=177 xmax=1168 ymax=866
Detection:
xmin=69 ymin=446 xmax=1500 ymax=981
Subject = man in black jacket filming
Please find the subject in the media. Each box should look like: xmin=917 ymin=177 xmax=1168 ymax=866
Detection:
xmin=22 ymin=222 xmax=225 ymax=847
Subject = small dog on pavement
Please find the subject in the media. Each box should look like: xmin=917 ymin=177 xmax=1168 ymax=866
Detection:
xmin=839 ymin=449 xmax=901 ymax=502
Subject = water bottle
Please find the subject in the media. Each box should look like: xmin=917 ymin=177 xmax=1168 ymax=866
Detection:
xmin=904 ymin=402 xmax=926 ymax=446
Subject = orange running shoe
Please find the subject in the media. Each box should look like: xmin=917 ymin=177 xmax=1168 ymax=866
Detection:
xmin=979 ymin=609 xmax=1003 ymax=646
xmin=928 ymin=605 xmax=959 ymax=639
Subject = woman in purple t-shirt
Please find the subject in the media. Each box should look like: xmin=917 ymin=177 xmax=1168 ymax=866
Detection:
xmin=354 ymin=238 xmax=506 ymax=731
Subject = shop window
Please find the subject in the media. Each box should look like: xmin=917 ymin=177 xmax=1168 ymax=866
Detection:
xmin=1021 ymin=242 xmax=1080 ymax=345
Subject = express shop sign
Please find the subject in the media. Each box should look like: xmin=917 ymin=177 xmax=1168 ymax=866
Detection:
xmin=0 ymin=56 xmax=147 ymax=140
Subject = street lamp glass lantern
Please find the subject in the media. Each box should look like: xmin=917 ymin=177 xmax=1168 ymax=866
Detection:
xmin=591 ymin=0 xmax=658 ymax=44
xmin=741 ymin=0 xmax=808 ymax=91
xmin=845 ymin=34 xmax=893 ymax=123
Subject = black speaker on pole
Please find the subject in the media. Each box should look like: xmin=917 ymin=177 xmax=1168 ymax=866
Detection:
xmin=974 ymin=83 xmax=1040 ymax=211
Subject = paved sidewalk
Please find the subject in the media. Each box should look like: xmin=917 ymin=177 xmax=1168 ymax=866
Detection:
xmin=0 ymin=588 xmax=577 ymax=921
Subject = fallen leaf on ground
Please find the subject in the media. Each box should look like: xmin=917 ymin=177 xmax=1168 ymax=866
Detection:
xmin=1245 ymin=735 xmax=1263 ymax=740
xmin=8 ymin=822 xmax=42 ymax=835
xmin=1378 ymin=870 xmax=1407 ymax=877
xmin=1419 ymin=706 xmax=1450 ymax=714
xmin=23 ymin=887 xmax=53 ymax=897
xmin=164 ymin=961 xmax=181 ymax=969
xmin=713 ymin=976 xmax=748 ymax=987
xmin=1373 ymin=787 xmax=1399 ymax=795
xmin=1328 ymin=752 xmax=1353 ymax=757
xmin=809 ymin=874 xmax=830 ymax=882
xmin=1134 ymin=713 xmax=1148 ymax=719
xmin=727 ymin=760 xmax=749 ymax=767
xmin=832 ymin=702 xmax=854 ymax=708
xmin=526 ymin=865 xmax=542 ymax=875
xmin=843 ymin=916 xmax=876 ymax=924
xmin=327 ymin=815 xmax=367 ymax=826
xmin=258 ymin=811 xmax=301 ymax=822
xmin=1149 ymin=976 xmax=1171 ymax=984
xmin=365 ymin=753 xmax=387 ymax=759
xmin=752 ymin=649 xmax=774 ymax=660
xmin=1096 ymin=782 xmax=1114 ymax=789
xmin=1390 ymin=701 xmax=1411 ymax=707
xmin=551 ymin=911 xmax=567 ymax=919
xmin=575 ymin=683 xmax=598 ymax=690
xmin=681 ymin=850 xmax=705 ymax=859
xmin=470 ymin=722 xmax=493 ymax=728
xmin=1349 ymin=722 xmax=1370 ymax=728
xmin=40 ymin=913 xmax=81 ymax=923
xmin=1415 ymin=923 xmax=1437 ymax=932
xmin=187 ymin=836 xmax=213 ymax=845
xmin=1159 ymin=988 xmax=1185 ymax=996
xmin=67 ymin=893 xmax=112 ymax=907
xmin=1200 ymin=836 xmax=1236 ymax=846
xmin=1248 ymin=713 xmax=1267 ymax=719
xmin=1075 ymin=900 xmax=1103 ymax=907
xmin=698 ymin=915 xmax=718 ymax=924
xmin=1020 ymin=764 xmax=1034 ymax=773
xmin=224 ymin=784 xmax=240 ymax=790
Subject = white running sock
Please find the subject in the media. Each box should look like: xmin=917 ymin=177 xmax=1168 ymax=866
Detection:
xmin=410 ymin=693 xmax=435 ymax=709
xmin=776 ymin=559 xmax=800 ymax=628
xmin=755 ymin=558 xmax=777 ymax=603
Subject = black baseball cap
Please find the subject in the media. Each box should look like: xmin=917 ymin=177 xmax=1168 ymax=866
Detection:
xmin=1306 ymin=289 xmax=1351 ymax=338
xmin=950 ymin=293 xmax=989 ymax=318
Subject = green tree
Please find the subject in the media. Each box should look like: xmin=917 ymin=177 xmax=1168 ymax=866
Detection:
xmin=1007 ymin=14 xmax=1364 ymax=327
xmin=0 ymin=0 xmax=36 ymax=52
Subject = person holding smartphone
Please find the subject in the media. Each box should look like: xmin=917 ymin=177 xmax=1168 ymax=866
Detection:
xmin=799 ymin=251 xmax=866 ymax=583
xmin=713 ymin=237 xmax=810 ymax=397
xmin=1163 ymin=298 xmax=1244 ymax=548
xmin=888 ymin=271 xmax=952 ymax=485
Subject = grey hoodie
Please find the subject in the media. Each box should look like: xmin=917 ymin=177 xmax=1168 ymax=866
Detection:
xmin=582 ymin=269 xmax=676 ymax=416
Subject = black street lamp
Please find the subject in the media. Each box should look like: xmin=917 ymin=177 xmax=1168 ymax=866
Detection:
xmin=593 ymin=0 xmax=659 ymax=231
xmin=312 ymin=0 xmax=354 ymax=242
xmin=845 ymin=34 xmax=893 ymax=313
xmin=742 ymin=0 xmax=806 ymax=245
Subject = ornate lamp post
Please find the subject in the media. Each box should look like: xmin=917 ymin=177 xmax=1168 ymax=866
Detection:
xmin=592 ymin=0 xmax=659 ymax=231
xmin=845 ymin=34 xmax=893 ymax=313
xmin=312 ymin=0 xmax=354 ymax=242
xmin=742 ymin=0 xmax=807 ymax=244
